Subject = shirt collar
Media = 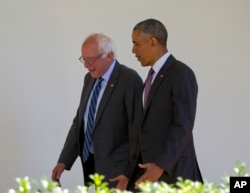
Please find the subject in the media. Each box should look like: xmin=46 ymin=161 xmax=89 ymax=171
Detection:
xmin=152 ymin=52 xmax=171 ymax=75
xmin=101 ymin=59 xmax=116 ymax=82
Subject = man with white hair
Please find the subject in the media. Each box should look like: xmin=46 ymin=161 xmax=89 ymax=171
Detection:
xmin=52 ymin=33 xmax=143 ymax=191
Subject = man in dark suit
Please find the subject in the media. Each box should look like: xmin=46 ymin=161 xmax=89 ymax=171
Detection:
xmin=52 ymin=33 xmax=143 ymax=191
xmin=131 ymin=19 xmax=203 ymax=188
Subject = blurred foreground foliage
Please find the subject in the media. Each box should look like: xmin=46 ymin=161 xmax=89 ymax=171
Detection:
xmin=7 ymin=161 xmax=249 ymax=193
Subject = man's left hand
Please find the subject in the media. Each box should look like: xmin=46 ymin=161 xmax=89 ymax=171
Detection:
xmin=135 ymin=163 xmax=164 ymax=189
xmin=109 ymin=175 xmax=129 ymax=190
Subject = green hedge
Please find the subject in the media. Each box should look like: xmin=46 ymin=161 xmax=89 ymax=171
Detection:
xmin=7 ymin=161 xmax=249 ymax=193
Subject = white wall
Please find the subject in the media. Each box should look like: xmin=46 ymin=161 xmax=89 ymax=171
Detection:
xmin=1 ymin=0 xmax=250 ymax=192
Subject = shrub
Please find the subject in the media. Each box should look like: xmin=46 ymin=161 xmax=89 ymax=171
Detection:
xmin=7 ymin=161 xmax=249 ymax=193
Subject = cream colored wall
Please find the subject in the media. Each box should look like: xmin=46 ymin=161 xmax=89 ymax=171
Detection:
xmin=1 ymin=0 xmax=250 ymax=192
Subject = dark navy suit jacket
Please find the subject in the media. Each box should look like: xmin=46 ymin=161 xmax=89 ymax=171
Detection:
xmin=141 ymin=54 xmax=203 ymax=183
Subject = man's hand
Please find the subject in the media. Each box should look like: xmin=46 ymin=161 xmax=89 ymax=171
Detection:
xmin=51 ymin=163 xmax=65 ymax=186
xmin=109 ymin=175 xmax=129 ymax=190
xmin=135 ymin=163 xmax=164 ymax=189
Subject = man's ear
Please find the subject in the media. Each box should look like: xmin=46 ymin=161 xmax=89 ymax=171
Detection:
xmin=106 ymin=51 xmax=114 ymax=59
xmin=151 ymin=37 xmax=158 ymax=47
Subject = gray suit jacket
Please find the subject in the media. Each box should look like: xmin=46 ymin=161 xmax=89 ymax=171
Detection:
xmin=141 ymin=54 xmax=203 ymax=183
xmin=58 ymin=61 xmax=143 ymax=181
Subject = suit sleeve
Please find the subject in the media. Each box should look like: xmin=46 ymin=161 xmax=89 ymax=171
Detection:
xmin=123 ymin=71 xmax=143 ymax=178
xmin=56 ymin=75 xmax=90 ymax=170
xmin=57 ymin=109 xmax=80 ymax=170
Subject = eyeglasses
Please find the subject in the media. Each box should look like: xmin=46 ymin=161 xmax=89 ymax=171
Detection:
xmin=79 ymin=53 xmax=103 ymax=65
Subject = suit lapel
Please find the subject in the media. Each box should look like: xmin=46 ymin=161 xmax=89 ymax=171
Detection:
xmin=144 ymin=54 xmax=176 ymax=111
xmin=94 ymin=62 xmax=120 ymax=126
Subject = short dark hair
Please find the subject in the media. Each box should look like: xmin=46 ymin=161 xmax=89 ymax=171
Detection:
xmin=133 ymin=18 xmax=168 ymax=46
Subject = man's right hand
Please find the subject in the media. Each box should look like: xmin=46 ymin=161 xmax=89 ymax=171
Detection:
xmin=52 ymin=163 xmax=65 ymax=184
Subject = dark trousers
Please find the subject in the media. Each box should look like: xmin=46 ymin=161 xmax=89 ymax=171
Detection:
xmin=83 ymin=153 xmax=95 ymax=186
xmin=82 ymin=153 xmax=144 ymax=191
xmin=127 ymin=165 xmax=145 ymax=192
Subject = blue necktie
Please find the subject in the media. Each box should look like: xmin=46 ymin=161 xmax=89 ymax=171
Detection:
xmin=83 ymin=78 xmax=103 ymax=162
xmin=144 ymin=68 xmax=154 ymax=107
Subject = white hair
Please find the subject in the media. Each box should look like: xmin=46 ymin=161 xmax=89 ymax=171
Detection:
xmin=85 ymin=33 xmax=117 ymax=58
